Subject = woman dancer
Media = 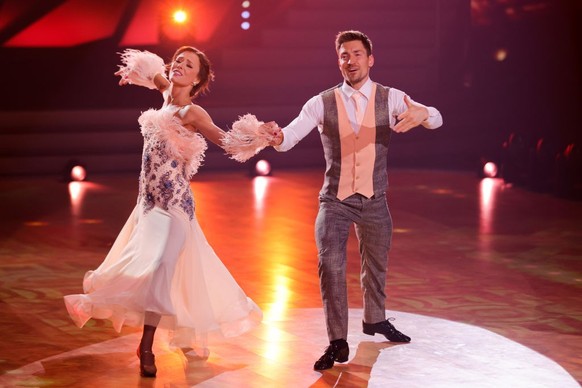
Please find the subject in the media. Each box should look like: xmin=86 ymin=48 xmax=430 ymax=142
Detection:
xmin=64 ymin=46 xmax=271 ymax=378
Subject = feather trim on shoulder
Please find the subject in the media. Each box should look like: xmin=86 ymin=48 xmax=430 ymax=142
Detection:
xmin=139 ymin=109 xmax=207 ymax=178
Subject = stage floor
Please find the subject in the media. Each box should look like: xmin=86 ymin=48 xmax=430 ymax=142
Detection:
xmin=0 ymin=168 xmax=580 ymax=387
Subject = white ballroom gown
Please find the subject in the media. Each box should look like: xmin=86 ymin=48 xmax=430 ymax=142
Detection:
xmin=64 ymin=106 xmax=262 ymax=350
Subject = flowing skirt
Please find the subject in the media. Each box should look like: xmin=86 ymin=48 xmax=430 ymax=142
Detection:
xmin=64 ymin=205 xmax=262 ymax=349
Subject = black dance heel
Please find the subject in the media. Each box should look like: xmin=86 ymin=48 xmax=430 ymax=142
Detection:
xmin=137 ymin=347 xmax=157 ymax=378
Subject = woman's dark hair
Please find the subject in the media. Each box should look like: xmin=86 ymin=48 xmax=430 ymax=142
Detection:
xmin=171 ymin=46 xmax=215 ymax=98
xmin=335 ymin=30 xmax=373 ymax=56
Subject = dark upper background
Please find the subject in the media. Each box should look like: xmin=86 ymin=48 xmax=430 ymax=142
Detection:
xmin=0 ymin=0 xmax=580 ymax=180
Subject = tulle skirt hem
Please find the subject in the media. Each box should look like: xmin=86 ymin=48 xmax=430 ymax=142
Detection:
xmin=63 ymin=204 xmax=263 ymax=349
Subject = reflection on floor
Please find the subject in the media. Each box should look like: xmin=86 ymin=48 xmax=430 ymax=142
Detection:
xmin=1 ymin=309 xmax=578 ymax=387
xmin=0 ymin=169 xmax=581 ymax=387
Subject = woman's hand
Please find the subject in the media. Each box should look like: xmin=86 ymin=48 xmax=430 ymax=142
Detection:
xmin=114 ymin=69 xmax=130 ymax=86
xmin=258 ymin=122 xmax=283 ymax=146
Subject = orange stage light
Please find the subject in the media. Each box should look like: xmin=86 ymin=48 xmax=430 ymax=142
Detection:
xmin=172 ymin=9 xmax=187 ymax=24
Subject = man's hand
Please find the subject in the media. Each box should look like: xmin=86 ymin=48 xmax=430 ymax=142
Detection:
xmin=393 ymin=95 xmax=429 ymax=133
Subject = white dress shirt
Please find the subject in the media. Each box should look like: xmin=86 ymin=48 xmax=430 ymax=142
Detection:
xmin=276 ymin=78 xmax=443 ymax=152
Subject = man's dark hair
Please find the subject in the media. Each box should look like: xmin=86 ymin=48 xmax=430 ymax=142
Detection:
xmin=335 ymin=30 xmax=373 ymax=56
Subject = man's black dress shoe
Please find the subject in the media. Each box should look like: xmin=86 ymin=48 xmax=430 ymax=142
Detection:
xmin=313 ymin=339 xmax=349 ymax=371
xmin=362 ymin=318 xmax=411 ymax=342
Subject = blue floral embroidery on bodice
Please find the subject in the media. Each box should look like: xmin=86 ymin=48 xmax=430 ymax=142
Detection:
xmin=137 ymin=108 xmax=207 ymax=220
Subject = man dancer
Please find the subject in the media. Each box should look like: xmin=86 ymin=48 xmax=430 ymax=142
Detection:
xmin=270 ymin=30 xmax=443 ymax=370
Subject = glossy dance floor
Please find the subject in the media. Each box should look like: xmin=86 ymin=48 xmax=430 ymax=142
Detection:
xmin=0 ymin=169 xmax=581 ymax=387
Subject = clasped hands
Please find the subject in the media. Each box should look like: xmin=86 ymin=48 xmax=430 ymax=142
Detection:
xmin=258 ymin=121 xmax=284 ymax=146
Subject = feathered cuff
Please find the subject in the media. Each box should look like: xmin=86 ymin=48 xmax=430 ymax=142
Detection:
xmin=117 ymin=49 xmax=166 ymax=89
xmin=223 ymin=114 xmax=274 ymax=163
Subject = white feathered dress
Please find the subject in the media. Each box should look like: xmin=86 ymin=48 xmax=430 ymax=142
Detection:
xmin=64 ymin=106 xmax=262 ymax=350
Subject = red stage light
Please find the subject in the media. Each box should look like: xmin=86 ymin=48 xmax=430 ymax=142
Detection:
xmin=255 ymin=160 xmax=271 ymax=176
xmin=483 ymin=162 xmax=498 ymax=178
xmin=4 ymin=1 xmax=126 ymax=47
xmin=70 ymin=165 xmax=87 ymax=182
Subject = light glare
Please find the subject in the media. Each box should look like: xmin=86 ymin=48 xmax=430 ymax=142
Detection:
xmin=70 ymin=165 xmax=86 ymax=182
xmin=173 ymin=10 xmax=187 ymax=24
xmin=483 ymin=162 xmax=498 ymax=178
xmin=255 ymin=160 xmax=271 ymax=176
xmin=494 ymin=48 xmax=508 ymax=62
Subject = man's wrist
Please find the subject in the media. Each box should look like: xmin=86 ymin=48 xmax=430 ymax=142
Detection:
xmin=422 ymin=107 xmax=430 ymax=122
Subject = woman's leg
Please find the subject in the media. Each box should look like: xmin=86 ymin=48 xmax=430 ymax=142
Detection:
xmin=137 ymin=210 xmax=186 ymax=377
xmin=140 ymin=311 xmax=162 ymax=352
xmin=137 ymin=312 xmax=161 ymax=377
